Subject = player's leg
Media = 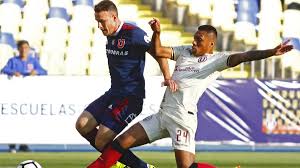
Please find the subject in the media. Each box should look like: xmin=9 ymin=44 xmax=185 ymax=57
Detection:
xmin=87 ymin=122 xmax=151 ymax=168
xmin=92 ymin=95 xmax=144 ymax=150
xmin=168 ymin=124 xmax=196 ymax=168
xmin=88 ymin=112 xmax=169 ymax=168
xmin=75 ymin=93 xmax=111 ymax=151
xmin=164 ymin=114 xmax=216 ymax=168
xmin=163 ymin=113 xmax=197 ymax=168
xmin=94 ymin=123 xmax=118 ymax=150
xmin=175 ymin=150 xmax=216 ymax=168
xmin=75 ymin=111 xmax=99 ymax=150
xmin=174 ymin=150 xmax=195 ymax=168
xmin=117 ymin=113 xmax=169 ymax=168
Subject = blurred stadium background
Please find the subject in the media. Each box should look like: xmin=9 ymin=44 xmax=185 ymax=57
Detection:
xmin=0 ymin=0 xmax=300 ymax=167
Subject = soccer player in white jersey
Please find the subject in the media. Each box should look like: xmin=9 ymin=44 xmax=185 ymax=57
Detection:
xmin=87 ymin=18 xmax=293 ymax=168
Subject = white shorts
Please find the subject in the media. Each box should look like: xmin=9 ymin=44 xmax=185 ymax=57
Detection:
xmin=140 ymin=110 xmax=197 ymax=154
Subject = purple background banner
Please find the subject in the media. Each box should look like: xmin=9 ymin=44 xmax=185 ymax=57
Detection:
xmin=196 ymin=79 xmax=300 ymax=143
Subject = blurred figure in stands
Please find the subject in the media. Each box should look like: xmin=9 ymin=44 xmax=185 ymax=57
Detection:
xmin=2 ymin=40 xmax=46 ymax=153
xmin=1 ymin=40 xmax=47 ymax=77
xmin=8 ymin=144 xmax=30 ymax=153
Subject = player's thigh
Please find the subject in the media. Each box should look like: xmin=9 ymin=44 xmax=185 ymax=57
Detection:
xmin=75 ymin=111 xmax=98 ymax=135
xmin=94 ymin=123 xmax=118 ymax=150
xmin=117 ymin=122 xmax=150 ymax=149
xmin=138 ymin=113 xmax=170 ymax=144
xmin=101 ymin=96 xmax=144 ymax=134
xmin=163 ymin=115 xmax=197 ymax=155
xmin=174 ymin=149 xmax=195 ymax=168
xmin=76 ymin=92 xmax=112 ymax=134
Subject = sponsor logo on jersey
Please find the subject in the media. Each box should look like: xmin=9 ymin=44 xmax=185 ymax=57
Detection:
xmin=124 ymin=113 xmax=137 ymax=124
xmin=198 ymin=56 xmax=207 ymax=62
xmin=27 ymin=64 xmax=34 ymax=72
xmin=117 ymin=39 xmax=126 ymax=49
xmin=175 ymin=66 xmax=200 ymax=73
xmin=106 ymin=49 xmax=129 ymax=56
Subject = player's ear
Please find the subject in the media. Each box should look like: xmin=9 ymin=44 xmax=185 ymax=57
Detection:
xmin=112 ymin=14 xmax=116 ymax=21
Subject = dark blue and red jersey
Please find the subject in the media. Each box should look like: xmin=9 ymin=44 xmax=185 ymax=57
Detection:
xmin=106 ymin=22 xmax=151 ymax=98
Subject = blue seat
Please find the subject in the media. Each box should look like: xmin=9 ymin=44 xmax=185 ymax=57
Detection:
xmin=73 ymin=0 xmax=93 ymax=6
xmin=237 ymin=0 xmax=259 ymax=13
xmin=48 ymin=7 xmax=70 ymax=21
xmin=284 ymin=38 xmax=300 ymax=51
xmin=235 ymin=0 xmax=258 ymax=45
xmin=236 ymin=11 xmax=257 ymax=25
xmin=237 ymin=0 xmax=258 ymax=25
xmin=3 ymin=0 xmax=24 ymax=7
xmin=0 ymin=32 xmax=16 ymax=49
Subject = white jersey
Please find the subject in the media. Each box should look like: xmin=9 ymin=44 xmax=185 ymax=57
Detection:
xmin=161 ymin=45 xmax=230 ymax=125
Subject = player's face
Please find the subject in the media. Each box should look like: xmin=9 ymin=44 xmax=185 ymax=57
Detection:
xmin=95 ymin=11 xmax=118 ymax=36
xmin=191 ymin=31 xmax=214 ymax=56
xmin=18 ymin=43 xmax=30 ymax=58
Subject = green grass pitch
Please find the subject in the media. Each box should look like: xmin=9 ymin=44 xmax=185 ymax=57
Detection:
xmin=0 ymin=152 xmax=300 ymax=168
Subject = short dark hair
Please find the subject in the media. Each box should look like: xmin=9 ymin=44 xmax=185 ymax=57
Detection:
xmin=198 ymin=25 xmax=217 ymax=38
xmin=94 ymin=0 xmax=118 ymax=16
xmin=17 ymin=40 xmax=29 ymax=48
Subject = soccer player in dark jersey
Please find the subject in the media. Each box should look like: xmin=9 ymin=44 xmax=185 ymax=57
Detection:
xmin=75 ymin=1 xmax=175 ymax=168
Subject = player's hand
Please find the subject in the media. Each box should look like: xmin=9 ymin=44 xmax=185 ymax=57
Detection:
xmin=162 ymin=79 xmax=178 ymax=92
xmin=273 ymin=39 xmax=293 ymax=56
xmin=14 ymin=72 xmax=21 ymax=77
xmin=149 ymin=18 xmax=161 ymax=33
xmin=30 ymin=70 xmax=37 ymax=76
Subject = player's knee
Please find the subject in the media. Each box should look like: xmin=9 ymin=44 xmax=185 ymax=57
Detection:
xmin=94 ymin=137 xmax=107 ymax=151
xmin=75 ymin=117 xmax=87 ymax=135
xmin=75 ymin=111 xmax=98 ymax=135
xmin=116 ymin=134 xmax=131 ymax=149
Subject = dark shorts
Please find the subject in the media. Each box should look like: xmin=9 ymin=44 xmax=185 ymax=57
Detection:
xmin=85 ymin=91 xmax=144 ymax=133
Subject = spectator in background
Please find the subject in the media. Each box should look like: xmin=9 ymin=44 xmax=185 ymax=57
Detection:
xmin=8 ymin=144 xmax=30 ymax=153
xmin=1 ymin=40 xmax=47 ymax=77
xmin=2 ymin=40 xmax=46 ymax=153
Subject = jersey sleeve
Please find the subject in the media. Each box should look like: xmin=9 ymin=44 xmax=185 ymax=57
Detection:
xmin=132 ymin=28 xmax=151 ymax=51
xmin=213 ymin=52 xmax=230 ymax=71
xmin=171 ymin=45 xmax=191 ymax=61
xmin=1 ymin=58 xmax=15 ymax=76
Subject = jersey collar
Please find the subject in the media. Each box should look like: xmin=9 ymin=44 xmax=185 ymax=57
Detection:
xmin=112 ymin=21 xmax=124 ymax=36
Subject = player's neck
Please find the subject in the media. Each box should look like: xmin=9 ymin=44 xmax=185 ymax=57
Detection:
xmin=20 ymin=54 xmax=28 ymax=61
xmin=113 ymin=19 xmax=121 ymax=35
xmin=193 ymin=52 xmax=213 ymax=57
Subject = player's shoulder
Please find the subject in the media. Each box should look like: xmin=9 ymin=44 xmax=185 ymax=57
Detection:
xmin=173 ymin=45 xmax=192 ymax=56
xmin=121 ymin=22 xmax=137 ymax=31
xmin=173 ymin=45 xmax=192 ymax=50
xmin=121 ymin=22 xmax=147 ymax=37
xmin=210 ymin=51 xmax=230 ymax=59
xmin=122 ymin=22 xmax=145 ymax=33
xmin=9 ymin=56 xmax=20 ymax=62
xmin=206 ymin=52 xmax=231 ymax=66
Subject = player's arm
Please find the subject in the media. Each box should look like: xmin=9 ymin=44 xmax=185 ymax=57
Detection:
xmin=227 ymin=40 xmax=293 ymax=67
xmin=149 ymin=18 xmax=173 ymax=59
xmin=147 ymin=18 xmax=177 ymax=91
xmin=149 ymin=47 xmax=177 ymax=92
xmin=1 ymin=58 xmax=18 ymax=76
xmin=147 ymin=39 xmax=171 ymax=81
